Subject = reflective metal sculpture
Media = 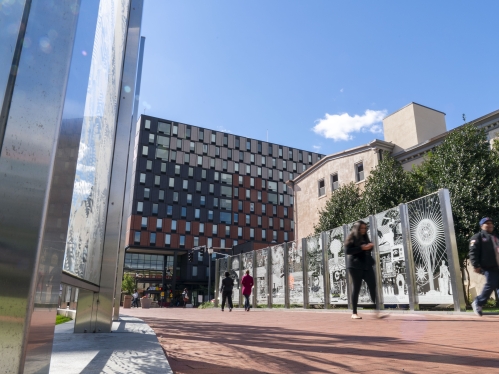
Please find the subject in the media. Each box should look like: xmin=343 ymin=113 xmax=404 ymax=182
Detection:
xmin=255 ymin=248 xmax=269 ymax=306
xmin=306 ymin=235 xmax=324 ymax=305
xmin=375 ymin=208 xmax=409 ymax=303
xmin=325 ymin=227 xmax=347 ymax=305
xmin=288 ymin=240 xmax=303 ymax=306
xmin=407 ymin=193 xmax=453 ymax=304
xmin=271 ymin=244 xmax=285 ymax=305
xmin=230 ymin=256 xmax=240 ymax=305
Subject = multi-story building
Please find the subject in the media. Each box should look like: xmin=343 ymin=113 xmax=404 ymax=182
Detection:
xmin=124 ymin=115 xmax=324 ymax=304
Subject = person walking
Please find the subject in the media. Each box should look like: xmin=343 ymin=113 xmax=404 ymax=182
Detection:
xmin=220 ymin=271 xmax=234 ymax=312
xmin=469 ymin=217 xmax=499 ymax=316
xmin=182 ymin=288 xmax=189 ymax=308
xmin=132 ymin=289 xmax=139 ymax=308
xmin=345 ymin=220 xmax=377 ymax=319
xmin=241 ymin=269 xmax=254 ymax=311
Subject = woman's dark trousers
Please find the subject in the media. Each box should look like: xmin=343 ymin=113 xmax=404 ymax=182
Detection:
xmin=243 ymin=294 xmax=251 ymax=309
xmin=222 ymin=291 xmax=233 ymax=310
xmin=349 ymin=267 xmax=376 ymax=314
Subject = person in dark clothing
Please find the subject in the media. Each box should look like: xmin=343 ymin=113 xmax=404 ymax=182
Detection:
xmin=220 ymin=271 xmax=234 ymax=312
xmin=469 ymin=217 xmax=499 ymax=316
xmin=345 ymin=220 xmax=377 ymax=319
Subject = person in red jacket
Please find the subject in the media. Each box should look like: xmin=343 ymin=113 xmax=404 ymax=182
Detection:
xmin=241 ymin=269 xmax=254 ymax=312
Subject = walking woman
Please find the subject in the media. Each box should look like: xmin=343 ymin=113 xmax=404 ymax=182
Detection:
xmin=220 ymin=271 xmax=234 ymax=312
xmin=241 ymin=269 xmax=254 ymax=311
xmin=345 ymin=220 xmax=377 ymax=319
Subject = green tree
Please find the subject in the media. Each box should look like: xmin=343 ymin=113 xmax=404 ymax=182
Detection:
xmin=314 ymin=182 xmax=362 ymax=234
xmin=360 ymin=152 xmax=420 ymax=215
xmin=412 ymin=124 xmax=499 ymax=303
xmin=121 ymin=273 xmax=136 ymax=295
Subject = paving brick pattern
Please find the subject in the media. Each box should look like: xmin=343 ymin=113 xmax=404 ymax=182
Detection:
xmin=123 ymin=307 xmax=499 ymax=374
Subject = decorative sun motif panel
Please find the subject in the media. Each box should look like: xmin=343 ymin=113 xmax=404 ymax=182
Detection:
xmin=407 ymin=193 xmax=453 ymax=304
xmin=375 ymin=208 xmax=409 ymax=304
xmin=306 ymin=235 xmax=324 ymax=305
xmin=325 ymin=227 xmax=347 ymax=305
xmin=271 ymin=244 xmax=285 ymax=305
xmin=255 ymin=248 xmax=269 ymax=306
xmin=287 ymin=241 xmax=303 ymax=306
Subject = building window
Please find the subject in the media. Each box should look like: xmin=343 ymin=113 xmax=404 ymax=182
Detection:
xmin=173 ymin=192 xmax=179 ymax=202
xmin=197 ymin=156 xmax=203 ymax=166
xmin=238 ymin=201 xmax=243 ymax=211
xmin=211 ymin=132 xmax=216 ymax=143
xmin=284 ymin=232 xmax=288 ymax=241
xmin=356 ymin=162 xmax=364 ymax=182
xmin=279 ymin=147 xmax=283 ymax=158
xmin=216 ymin=147 xmax=220 ymax=157
xmin=246 ymin=139 xmax=251 ymax=150
xmin=146 ymin=160 xmax=152 ymax=171
xmin=223 ymin=134 xmax=228 ymax=146
xmin=212 ymin=225 xmax=218 ymax=235
xmin=331 ymin=173 xmax=339 ymax=191
xmin=199 ymin=129 xmax=204 ymax=141
xmin=246 ymin=165 xmax=250 ymax=175
xmin=250 ymin=228 xmax=254 ymax=239
xmin=183 ymin=180 xmax=188 ymax=190
xmin=308 ymin=154 xmax=312 ymax=164
xmin=257 ymin=216 xmax=262 ymax=226
xmin=288 ymin=149 xmax=293 ymax=159
xmin=234 ymin=162 xmax=239 ymax=173
xmin=186 ymin=127 xmax=191 ymax=139
xmin=246 ymin=214 xmax=250 ymax=225
xmin=194 ymin=236 xmax=199 ymax=247
xmin=180 ymin=235 xmax=185 ymax=246
xmin=177 ymin=138 xmax=182 ymax=150
xmin=225 ymin=225 xmax=230 ymax=236
xmin=144 ymin=188 xmax=150 ymax=199
xmin=262 ymin=230 xmax=266 ymax=240
xmin=272 ymin=158 xmax=276 ymax=167
xmin=207 ymin=238 xmax=212 ymax=248
xmin=234 ymin=187 xmax=239 ymax=198
xmin=273 ymin=205 xmax=277 ymax=215
xmin=269 ymin=218 xmax=273 ymax=228
xmin=196 ymin=182 xmax=202 ymax=192
xmin=166 ymin=205 xmax=172 ymax=216
xmin=139 ymin=173 xmax=146 ymax=184
xmin=220 ymin=212 xmax=231 ymax=224
xmin=184 ymin=153 xmax=189 ymax=164
xmin=175 ymin=165 xmax=180 ymax=175
xmin=181 ymin=207 xmax=186 ymax=218
xmin=234 ymin=213 xmax=239 ymax=224
xmin=299 ymin=151 xmax=303 ymax=162
xmin=238 ymin=227 xmax=242 ymax=238
xmin=210 ymin=158 xmax=215 ymax=169
xmin=161 ymin=162 xmax=167 ymax=173
xmin=150 ymin=233 xmax=156 ymax=245
xmin=145 ymin=119 xmax=151 ymax=130
xmin=203 ymin=144 xmax=208 ymax=154
xmin=239 ymin=176 xmax=243 ymax=185
xmin=268 ymin=144 xmax=273 ymax=155
xmin=208 ymin=210 xmax=213 ymax=220
xmin=165 ymin=234 xmax=171 ymax=245
xmin=197 ymin=251 xmax=203 ymax=262
xmin=318 ymin=179 xmax=325 ymax=197
xmin=284 ymin=207 xmax=288 ymax=217
xmin=200 ymin=195 xmax=206 ymax=206
xmin=155 ymin=176 xmax=160 ymax=186
xmin=209 ymin=184 xmax=214 ymax=194
xmin=159 ymin=190 xmax=164 ymax=201
xmin=280 ymin=218 xmax=284 ymax=229
xmin=142 ymin=145 xmax=148 ymax=156
xmin=156 ymin=218 xmax=162 ymax=230
xmin=171 ymin=220 xmax=177 ymax=231
xmin=258 ymin=191 xmax=262 ymax=201
xmin=199 ymin=223 xmax=205 ymax=234
xmin=283 ymin=160 xmax=287 ymax=170
xmin=188 ymin=167 xmax=194 ymax=178
xmin=141 ymin=217 xmax=147 ymax=228
xmin=169 ymin=177 xmax=174 ymax=188
xmin=235 ymin=137 xmax=240 ymax=149
xmin=246 ymin=189 xmax=250 ymax=199
xmin=190 ymin=141 xmax=195 ymax=152
xmin=262 ymin=204 xmax=266 ymax=214
xmin=213 ymin=198 xmax=219 ymax=208
xmin=214 ymin=172 xmax=219 ymax=182
xmin=172 ymin=124 xmax=178 ymax=135
xmin=257 ymin=167 xmax=262 ymax=177
xmin=250 ymin=203 xmax=255 ymax=212
xmin=186 ymin=221 xmax=191 ymax=232
xmin=195 ymin=208 xmax=200 ymax=219
xmin=221 ymin=239 xmax=226 ymax=248
xmin=134 ymin=232 xmax=141 ymax=243
xmin=137 ymin=202 xmax=143 ymax=213
xmin=273 ymin=231 xmax=277 ymax=241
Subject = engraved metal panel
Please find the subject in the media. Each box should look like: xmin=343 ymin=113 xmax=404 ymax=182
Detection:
xmin=287 ymin=240 xmax=303 ymax=306
xmin=255 ymin=248 xmax=269 ymax=306
xmin=229 ymin=255 xmax=240 ymax=306
xmin=218 ymin=258 xmax=228 ymax=304
xmin=325 ymin=227 xmax=348 ymax=305
xmin=271 ymin=244 xmax=285 ymax=306
xmin=407 ymin=193 xmax=453 ymax=304
xmin=375 ymin=208 xmax=409 ymax=304
xmin=242 ymin=251 xmax=254 ymax=306
xmin=306 ymin=235 xmax=324 ymax=304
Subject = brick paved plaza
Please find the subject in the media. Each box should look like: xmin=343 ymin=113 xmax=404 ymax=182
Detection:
xmin=123 ymin=307 xmax=499 ymax=374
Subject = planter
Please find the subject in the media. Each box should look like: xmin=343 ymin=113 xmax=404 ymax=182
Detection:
xmin=141 ymin=298 xmax=151 ymax=309
xmin=123 ymin=295 xmax=132 ymax=309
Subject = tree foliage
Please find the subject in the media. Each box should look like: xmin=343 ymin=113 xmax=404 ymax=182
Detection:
xmin=121 ymin=273 xmax=136 ymax=295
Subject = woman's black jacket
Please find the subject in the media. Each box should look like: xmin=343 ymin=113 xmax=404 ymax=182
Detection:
xmin=344 ymin=236 xmax=375 ymax=270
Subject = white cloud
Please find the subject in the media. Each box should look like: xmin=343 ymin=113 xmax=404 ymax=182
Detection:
xmin=216 ymin=125 xmax=231 ymax=133
xmin=340 ymin=88 xmax=344 ymax=93
xmin=312 ymin=145 xmax=321 ymax=151
xmin=312 ymin=109 xmax=387 ymax=141
xmin=73 ymin=180 xmax=93 ymax=197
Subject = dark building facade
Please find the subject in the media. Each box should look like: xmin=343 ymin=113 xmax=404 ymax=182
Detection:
xmin=124 ymin=115 xmax=324 ymax=304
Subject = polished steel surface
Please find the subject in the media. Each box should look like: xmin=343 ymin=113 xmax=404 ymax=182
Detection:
xmin=301 ymin=238 xmax=309 ymax=309
xmin=283 ymin=242 xmax=290 ymax=309
xmin=112 ymin=0 xmax=144 ymax=322
xmin=399 ymin=203 xmax=418 ymax=311
xmin=74 ymin=289 xmax=98 ymax=333
xmin=321 ymin=232 xmax=331 ymax=308
xmin=267 ymin=247 xmax=272 ymax=307
xmin=94 ymin=0 xmax=142 ymax=332
xmin=214 ymin=258 xmax=220 ymax=307
xmin=61 ymin=272 xmax=100 ymax=293
xmin=0 ymin=0 xmax=27 ymax=149
xmin=343 ymin=224 xmax=353 ymax=310
xmin=369 ymin=215 xmax=383 ymax=310
xmin=0 ymin=1 xmax=80 ymax=372
xmin=438 ymin=189 xmax=466 ymax=311
xmin=252 ymin=249 xmax=257 ymax=309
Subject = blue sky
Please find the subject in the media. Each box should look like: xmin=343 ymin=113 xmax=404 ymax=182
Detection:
xmin=138 ymin=1 xmax=499 ymax=155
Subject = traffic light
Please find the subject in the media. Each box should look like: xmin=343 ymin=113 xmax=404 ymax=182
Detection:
xmin=188 ymin=252 xmax=193 ymax=262
xmin=199 ymin=246 xmax=205 ymax=256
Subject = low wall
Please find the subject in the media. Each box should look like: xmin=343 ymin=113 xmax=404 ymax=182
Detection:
xmin=57 ymin=308 xmax=76 ymax=319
